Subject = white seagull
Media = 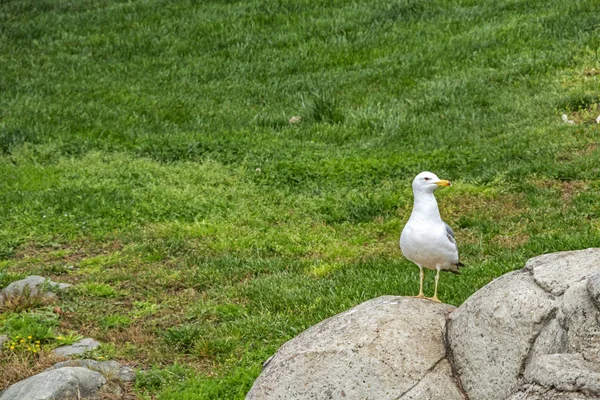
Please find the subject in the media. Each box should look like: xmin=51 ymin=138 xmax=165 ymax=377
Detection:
xmin=400 ymin=171 xmax=463 ymax=302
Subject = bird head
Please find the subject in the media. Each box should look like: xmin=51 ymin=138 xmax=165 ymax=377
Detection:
xmin=412 ymin=171 xmax=451 ymax=193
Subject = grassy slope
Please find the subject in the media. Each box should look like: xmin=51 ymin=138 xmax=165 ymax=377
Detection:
xmin=1 ymin=0 xmax=600 ymax=397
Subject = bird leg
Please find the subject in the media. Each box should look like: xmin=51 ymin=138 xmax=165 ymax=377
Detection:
xmin=430 ymin=265 xmax=442 ymax=302
xmin=413 ymin=265 xmax=425 ymax=298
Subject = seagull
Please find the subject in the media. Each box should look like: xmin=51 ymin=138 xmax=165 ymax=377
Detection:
xmin=400 ymin=171 xmax=463 ymax=302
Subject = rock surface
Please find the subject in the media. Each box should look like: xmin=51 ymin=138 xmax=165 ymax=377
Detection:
xmin=248 ymin=248 xmax=600 ymax=400
xmin=53 ymin=338 xmax=101 ymax=357
xmin=0 ymin=275 xmax=71 ymax=305
xmin=47 ymin=359 xmax=135 ymax=382
xmin=448 ymin=248 xmax=600 ymax=400
xmin=523 ymin=353 xmax=600 ymax=395
xmin=588 ymin=271 xmax=600 ymax=309
xmin=0 ymin=335 xmax=8 ymax=348
xmin=447 ymin=269 xmax=556 ymax=400
xmin=0 ymin=367 xmax=106 ymax=400
xmin=246 ymin=296 xmax=461 ymax=400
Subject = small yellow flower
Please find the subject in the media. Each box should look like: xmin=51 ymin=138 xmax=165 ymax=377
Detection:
xmin=27 ymin=347 xmax=31 ymax=351
xmin=27 ymin=336 xmax=32 ymax=339
xmin=20 ymin=339 xmax=25 ymax=343
xmin=9 ymin=346 xmax=14 ymax=350
xmin=35 ymin=341 xmax=40 ymax=344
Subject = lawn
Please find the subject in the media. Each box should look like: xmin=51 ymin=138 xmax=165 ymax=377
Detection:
xmin=1 ymin=0 xmax=600 ymax=398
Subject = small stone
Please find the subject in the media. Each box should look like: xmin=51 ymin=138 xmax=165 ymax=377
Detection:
xmin=53 ymin=338 xmax=101 ymax=357
xmin=0 ymin=367 xmax=106 ymax=400
xmin=288 ymin=115 xmax=302 ymax=124
xmin=0 ymin=276 xmax=72 ymax=304
xmin=562 ymin=114 xmax=575 ymax=124
xmin=48 ymin=359 xmax=136 ymax=382
xmin=0 ymin=335 xmax=8 ymax=348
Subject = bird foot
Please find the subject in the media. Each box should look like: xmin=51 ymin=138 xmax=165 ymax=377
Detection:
xmin=427 ymin=296 xmax=442 ymax=303
xmin=412 ymin=293 xmax=426 ymax=299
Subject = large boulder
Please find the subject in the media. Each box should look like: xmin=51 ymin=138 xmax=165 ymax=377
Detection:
xmin=448 ymin=248 xmax=600 ymax=400
xmin=246 ymin=296 xmax=463 ymax=399
xmin=247 ymin=248 xmax=600 ymax=400
xmin=0 ymin=367 xmax=106 ymax=400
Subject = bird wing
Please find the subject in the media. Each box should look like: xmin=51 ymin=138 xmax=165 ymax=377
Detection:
xmin=443 ymin=221 xmax=464 ymax=272
xmin=444 ymin=222 xmax=457 ymax=249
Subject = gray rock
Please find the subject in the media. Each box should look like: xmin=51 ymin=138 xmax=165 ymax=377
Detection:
xmin=0 ymin=367 xmax=106 ymax=400
xmin=53 ymin=338 xmax=101 ymax=357
xmin=0 ymin=335 xmax=8 ymax=348
xmin=448 ymin=248 xmax=600 ymax=400
xmin=525 ymin=248 xmax=600 ymax=296
xmin=447 ymin=270 xmax=556 ymax=400
xmin=400 ymin=359 xmax=464 ymax=400
xmin=558 ymin=280 xmax=600 ymax=364
xmin=588 ymin=272 xmax=600 ymax=309
xmin=246 ymin=296 xmax=462 ymax=400
xmin=523 ymin=353 xmax=600 ymax=395
xmin=528 ymin=318 xmax=568 ymax=362
xmin=246 ymin=249 xmax=600 ymax=400
xmin=507 ymin=383 xmax=598 ymax=400
xmin=48 ymin=359 xmax=135 ymax=382
xmin=0 ymin=275 xmax=72 ymax=304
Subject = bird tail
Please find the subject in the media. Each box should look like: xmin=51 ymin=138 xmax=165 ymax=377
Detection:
xmin=449 ymin=262 xmax=465 ymax=275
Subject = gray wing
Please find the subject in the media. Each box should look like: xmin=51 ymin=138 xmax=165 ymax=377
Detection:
xmin=444 ymin=222 xmax=457 ymax=248
xmin=444 ymin=222 xmax=464 ymax=272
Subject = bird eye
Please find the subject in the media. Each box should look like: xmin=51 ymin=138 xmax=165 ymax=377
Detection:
xmin=424 ymin=177 xmax=430 ymax=181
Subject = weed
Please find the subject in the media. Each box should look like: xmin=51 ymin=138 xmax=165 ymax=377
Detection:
xmin=163 ymin=325 xmax=203 ymax=353
xmin=303 ymin=91 xmax=345 ymax=124
xmin=54 ymin=331 xmax=84 ymax=346
xmin=78 ymin=283 xmax=118 ymax=298
xmin=100 ymin=315 xmax=132 ymax=330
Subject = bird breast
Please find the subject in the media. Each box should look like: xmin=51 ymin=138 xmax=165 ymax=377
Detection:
xmin=400 ymin=221 xmax=458 ymax=269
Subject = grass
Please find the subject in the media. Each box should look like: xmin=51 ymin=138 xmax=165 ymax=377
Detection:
xmin=1 ymin=0 xmax=600 ymax=398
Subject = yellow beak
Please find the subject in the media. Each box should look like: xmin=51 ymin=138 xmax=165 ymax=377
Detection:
xmin=436 ymin=180 xmax=451 ymax=187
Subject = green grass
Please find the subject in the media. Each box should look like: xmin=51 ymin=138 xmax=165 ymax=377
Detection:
xmin=1 ymin=0 xmax=600 ymax=397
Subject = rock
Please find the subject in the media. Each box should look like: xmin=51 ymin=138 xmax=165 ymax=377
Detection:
xmin=558 ymin=280 xmax=600 ymax=364
xmin=507 ymin=383 xmax=597 ymax=400
xmin=525 ymin=248 xmax=600 ymax=296
xmin=53 ymin=338 xmax=101 ymax=357
xmin=528 ymin=318 xmax=568 ymax=361
xmin=246 ymin=296 xmax=462 ymax=400
xmin=448 ymin=248 xmax=600 ymax=400
xmin=0 ymin=335 xmax=8 ymax=348
xmin=588 ymin=271 xmax=600 ymax=309
xmin=523 ymin=353 xmax=600 ymax=395
xmin=247 ymin=249 xmax=600 ymax=400
xmin=0 ymin=276 xmax=72 ymax=304
xmin=400 ymin=359 xmax=464 ymax=400
xmin=447 ymin=269 xmax=556 ymax=400
xmin=48 ymin=359 xmax=136 ymax=382
xmin=0 ymin=367 xmax=106 ymax=400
